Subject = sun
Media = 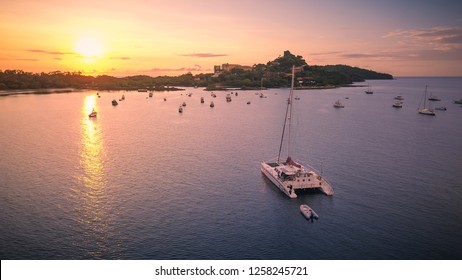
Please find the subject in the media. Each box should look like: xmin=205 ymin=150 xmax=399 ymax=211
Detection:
xmin=74 ymin=36 xmax=104 ymax=58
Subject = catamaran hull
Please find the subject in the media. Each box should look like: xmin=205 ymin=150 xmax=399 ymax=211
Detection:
xmin=261 ymin=161 xmax=334 ymax=198
xmin=261 ymin=163 xmax=297 ymax=198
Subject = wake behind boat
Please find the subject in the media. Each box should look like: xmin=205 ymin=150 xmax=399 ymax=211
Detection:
xmin=261 ymin=66 xmax=334 ymax=198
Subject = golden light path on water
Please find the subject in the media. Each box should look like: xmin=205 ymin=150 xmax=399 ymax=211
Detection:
xmin=76 ymin=95 xmax=116 ymax=258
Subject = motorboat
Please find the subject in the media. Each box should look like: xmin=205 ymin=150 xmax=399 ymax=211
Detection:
xmin=428 ymin=94 xmax=441 ymax=101
xmin=300 ymin=204 xmax=319 ymax=222
xmin=393 ymin=101 xmax=403 ymax=108
xmin=394 ymin=95 xmax=404 ymax=100
xmin=210 ymin=101 xmax=215 ymax=108
xmin=112 ymin=99 xmax=118 ymax=106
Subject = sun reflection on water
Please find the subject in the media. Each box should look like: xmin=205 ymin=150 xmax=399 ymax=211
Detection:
xmin=76 ymin=95 xmax=119 ymax=258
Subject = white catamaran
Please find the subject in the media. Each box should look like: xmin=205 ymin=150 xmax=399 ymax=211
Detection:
xmin=261 ymin=66 xmax=334 ymax=198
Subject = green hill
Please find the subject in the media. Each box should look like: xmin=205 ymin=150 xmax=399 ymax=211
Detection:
xmin=0 ymin=51 xmax=393 ymax=91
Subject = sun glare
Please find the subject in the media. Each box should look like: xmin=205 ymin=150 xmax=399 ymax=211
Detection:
xmin=75 ymin=36 xmax=104 ymax=59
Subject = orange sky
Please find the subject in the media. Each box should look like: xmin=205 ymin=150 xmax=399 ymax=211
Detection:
xmin=1 ymin=0 xmax=462 ymax=77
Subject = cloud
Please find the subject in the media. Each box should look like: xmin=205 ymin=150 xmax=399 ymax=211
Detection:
xmin=109 ymin=57 xmax=130 ymax=60
xmin=0 ymin=57 xmax=38 ymax=61
xmin=27 ymin=49 xmax=74 ymax=55
xmin=179 ymin=53 xmax=228 ymax=58
xmin=148 ymin=64 xmax=203 ymax=72
xmin=384 ymin=26 xmax=462 ymax=50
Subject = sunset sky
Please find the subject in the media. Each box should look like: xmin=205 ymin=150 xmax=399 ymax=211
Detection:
xmin=1 ymin=0 xmax=461 ymax=77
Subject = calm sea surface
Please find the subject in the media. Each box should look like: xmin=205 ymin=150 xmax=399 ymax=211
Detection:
xmin=1 ymin=77 xmax=461 ymax=259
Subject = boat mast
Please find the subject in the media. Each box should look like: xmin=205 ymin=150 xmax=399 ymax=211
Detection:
xmin=423 ymin=85 xmax=427 ymax=109
xmin=277 ymin=65 xmax=295 ymax=163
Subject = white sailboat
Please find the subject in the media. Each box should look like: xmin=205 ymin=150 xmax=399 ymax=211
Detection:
xmin=418 ymin=85 xmax=435 ymax=116
xmin=261 ymin=66 xmax=334 ymax=198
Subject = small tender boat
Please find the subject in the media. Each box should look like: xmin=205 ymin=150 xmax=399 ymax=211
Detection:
xmin=112 ymin=99 xmax=118 ymax=106
xmin=300 ymin=204 xmax=319 ymax=222
xmin=182 ymin=101 xmax=186 ymax=107
xmin=178 ymin=106 xmax=183 ymax=113
xmin=226 ymin=94 xmax=232 ymax=102
xmin=394 ymin=95 xmax=404 ymax=100
xmin=201 ymin=97 xmax=204 ymax=103
xmin=434 ymin=106 xmax=447 ymax=111
xmin=247 ymin=101 xmax=251 ymax=105
xmin=88 ymin=109 xmax=97 ymax=118
xmin=333 ymin=100 xmax=344 ymax=108
xmin=210 ymin=101 xmax=215 ymax=108
xmin=453 ymin=99 xmax=462 ymax=104
xmin=149 ymin=92 xmax=153 ymax=98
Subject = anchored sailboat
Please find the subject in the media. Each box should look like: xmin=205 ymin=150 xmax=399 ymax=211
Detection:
xmin=418 ymin=85 xmax=435 ymax=116
xmin=260 ymin=66 xmax=334 ymax=198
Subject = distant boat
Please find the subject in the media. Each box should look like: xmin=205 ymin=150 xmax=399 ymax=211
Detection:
xmin=88 ymin=108 xmax=97 ymax=118
xmin=454 ymin=99 xmax=462 ymax=104
xmin=418 ymin=85 xmax=436 ymax=116
xmin=365 ymin=83 xmax=373 ymax=94
xmin=261 ymin=66 xmax=334 ymax=198
xmin=210 ymin=101 xmax=214 ymax=108
xmin=149 ymin=92 xmax=153 ymax=98
xmin=428 ymin=94 xmax=441 ymax=101
xmin=178 ymin=106 xmax=183 ymax=113
xmin=164 ymin=97 xmax=167 ymax=101
xmin=226 ymin=94 xmax=232 ymax=102
xmin=434 ymin=106 xmax=447 ymax=111
xmin=112 ymin=99 xmax=118 ymax=106
xmin=200 ymin=97 xmax=204 ymax=103
xmin=392 ymin=101 xmax=403 ymax=108
xmin=333 ymin=100 xmax=344 ymax=108
xmin=300 ymin=204 xmax=319 ymax=222
xmin=182 ymin=101 xmax=186 ymax=107
xmin=247 ymin=101 xmax=251 ymax=105
xmin=119 ymin=94 xmax=125 ymax=101
xmin=394 ymin=95 xmax=404 ymax=100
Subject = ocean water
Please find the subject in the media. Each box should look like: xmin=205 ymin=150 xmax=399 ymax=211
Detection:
xmin=0 ymin=77 xmax=461 ymax=260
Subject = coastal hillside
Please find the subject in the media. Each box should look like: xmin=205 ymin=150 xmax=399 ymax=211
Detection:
xmin=0 ymin=51 xmax=393 ymax=91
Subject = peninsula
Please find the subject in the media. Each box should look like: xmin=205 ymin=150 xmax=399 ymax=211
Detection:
xmin=0 ymin=51 xmax=393 ymax=92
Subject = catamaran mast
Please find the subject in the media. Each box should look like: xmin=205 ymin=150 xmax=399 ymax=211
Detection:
xmin=277 ymin=65 xmax=295 ymax=163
